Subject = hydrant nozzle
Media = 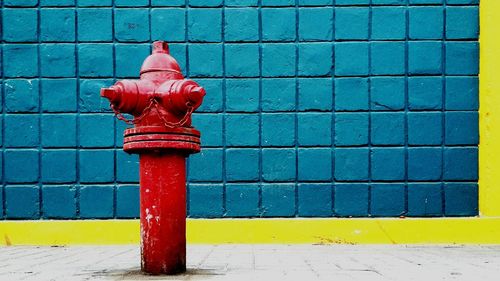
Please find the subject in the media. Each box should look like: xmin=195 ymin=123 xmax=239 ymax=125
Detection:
xmin=101 ymin=41 xmax=205 ymax=275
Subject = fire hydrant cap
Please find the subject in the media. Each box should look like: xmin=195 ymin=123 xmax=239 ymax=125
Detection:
xmin=140 ymin=41 xmax=182 ymax=75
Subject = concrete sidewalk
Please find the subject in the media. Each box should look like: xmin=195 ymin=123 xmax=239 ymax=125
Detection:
xmin=0 ymin=245 xmax=499 ymax=281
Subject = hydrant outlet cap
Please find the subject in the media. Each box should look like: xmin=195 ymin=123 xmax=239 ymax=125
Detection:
xmin=140 ymin=41 xmax=182 ymax=75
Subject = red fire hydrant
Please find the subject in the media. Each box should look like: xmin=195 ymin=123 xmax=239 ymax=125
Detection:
xmin=101 ymin=41 xmax=205 ymax=275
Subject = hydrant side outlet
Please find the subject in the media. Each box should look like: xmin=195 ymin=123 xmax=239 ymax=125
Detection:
xmin=101 ymin=41 xmax=205 ymax=275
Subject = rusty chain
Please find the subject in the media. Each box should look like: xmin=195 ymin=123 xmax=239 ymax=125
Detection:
xmin=110 ymin=97 xmax=193 ymax=128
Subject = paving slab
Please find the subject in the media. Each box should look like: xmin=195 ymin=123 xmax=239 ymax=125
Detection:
xmin=0 ymin=245 xmax=499 ymax=281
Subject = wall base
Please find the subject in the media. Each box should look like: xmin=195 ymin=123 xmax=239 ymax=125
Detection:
xmin=1 ymin=218 xmax=500 ymax=245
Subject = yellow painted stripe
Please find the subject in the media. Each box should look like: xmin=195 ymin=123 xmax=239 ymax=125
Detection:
xmin=1 ymin=218 xmax=500 ymax=245
xmin=479 ymin=0 xmax=500 ymax=216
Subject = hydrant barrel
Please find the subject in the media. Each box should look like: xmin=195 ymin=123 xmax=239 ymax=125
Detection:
xmin=101 ymin=41 xmax=205 ymax=275
xmin=140 ymin=152 xmax=186 ymax=274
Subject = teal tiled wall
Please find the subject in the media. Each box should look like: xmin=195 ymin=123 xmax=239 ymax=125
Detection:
xmin=0 ymin=0 xmax=479 ymax=219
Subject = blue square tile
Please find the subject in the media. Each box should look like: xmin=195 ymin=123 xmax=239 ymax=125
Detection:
xmin=115 ymin=44 xmax=150 ymax=78
xmin=189 ymin=0 xmax=223 ymax=6
xmin=78 ymin=0 xmax=112 ymax=6
xmin=409 ymin=7 xmax=444 ymax=39
xmin=299 ymin=8 xmax=333 ymax=41
xmin=169 ymin=43 xmax=187 ymax=73
xmin=298 ymin=78 xmax=332 ymax=111
xmin=40 ymin=0 xmax=75 ymax=5
xmin=41 ymin=150 xmax=77 ymax=183
xmin=116 ymin=151 xmax=139 ymax=183
xmin=114 ymin=8 xmax=150 ymax=42
xmin=445 ymin=112 xmax=478 ymax=145
xmin=335 ymin=148 xmax=369 ymax=181
xmin=41 ymin=114 xmax=77 ymax=147
xmin=261 ymin=8 xmax=296 ymax=42
xmin=77 ymin=8 xmax=113 ymax=42
xmin=335 ymin=78 xmax=369 ymax=111
xmin=3 ymin=8 xmax=38 ymax=42
xmin=371 ymin=148 xmax=405 ymax=181
xmin=79 ymin=114 xmax=115 ymax=148
xmin=188 ymin=44 xmax=223 ymax=77
xmin=188 ymin=8 xmax=222 ymax=42
xmin=3 ymin=44 xmax=39 ymax=78
xmin=446 ymin=7 xmax=478 ymax=40
xmin=298 ymin=184 xmax=333 ymax=217
xmin=5 ymin=0 xmax=39 ymax=6
xmin=41 ymin=79 xmax=77 ymax=112
xmin=192 ymin=114 xmax=223 ymax=146
xmin=371 ymin=7 xmax=406 ymax=40
xmin=151 ymin=8 xmax=186 ymax=41
xmin=151 ymin=0 xmax=185 ymax=5
xmin=371 ymin=112 xmax=405 ymax=145
xmin=4 ymin=150 xmax=40 ymax=183
xmin=335 ymin=7 xmax=369 ymax=40
xmin=444 ymin=183 xmax=478 ymax=216
xmin=262 ymin=78 xmax=296 ymax=112
xmin=5 ymin=115 xmax=39 ymax=148
xmin=225 ymin=44 xmax=260 ymax=77
xmin=188 ymin=148 xmax=223 ymax=182
xmin=334 ymin=184 xmax=369 ymax=217
xmin=78 ymin=44 xmax=114 ymax=77
xmin=226 ymin=149 xmax=260 ymax=182
xmin=42 ymin=186 xmax=77 ymax=219
xmin=79 ymin=150 xmax=115 ymax=183
xmin=371 ymin=184 xmax=405 ymax=217
xmin=40 ymin=44 xmax=76 ymax=77
xmin=262 ymin=43 xmax=296 ymax=77
xmin=298 ymin=113 xmax=332 ymax=146
xmin=408 ymin=147 xmax=442 ymax=181
xmin=261 ymin=184 xmax=296 ymax=217
xmin=116 ymin=185 xmax=139 ymax=218
xmin=225 ymin=184 xmax=260 ymax=217
xmin=5 ymin=186 xmax=40 ymax=219
xmin=4 ymin=79 xmax=39 ymax=113
xmin=225 ymin=79 xmax=259 ymax=112
xmin=370 ymin=77 xmax=405 ymax=111
xmin=445 ymin=77 xmax=478 ymax=111
xmin=225 ymin=8 xmax=259 ymax=42
xmin=410 ymin=0 xmax=442 ymax=3
xmin=79 ymin=79 xmax=114 ymax=112
xmin=261 ymin=113 xmax=295 ymax=147
xmin=189 ymin=184 xmax=224 ymax=217
xmin=196 ymin=79 xmax=224 ymax=112
xmin=298 ymin=43 xmax=333 ymax=77
xmin=79 ymin=185 xmax=114 ymax=218
xmin=445 ymin=42 xmax=479 ymax=75
xmin=446 ymin=0 xmax=478 ymax=4
xmin=408 ymin=41 xmax=443 ymax=75
xmin=40 ymin=8 xmax=75 ymax=42
xmin=334 ymin=43 xmax=369 ymax=76
xmin=262 ymin=0 xmax=295 ymax=6
xmin=443 ymin=147 xmax=478 ymax=181
xmin=262 ymin=148 xmax=296 ymax=182
xmin=115 ymin=0 xmax=148 ymax=6
xmin=408 ymin=112 xmax=442 ymax=145
xmin=298 ymin=0 xmax=332 ymax=5
xmin=371 ymin=42 xmax=405 ymax=75
xmin=334 ymin=113 xmax=369 ymax=146
xmin=336 ymin=0 xmax=370 ymax=4
xmin=298 ymin=148 xmax=332 ymax=181
xmin=408 ymin=77 xmax=443 ymax=110
xmin=408 ymin=183 xmax=443 ymax=217
xmin=226 ymin=114 xmax=260 ymax=146
xmin=226 ymin=0 xmax=259 ymax=6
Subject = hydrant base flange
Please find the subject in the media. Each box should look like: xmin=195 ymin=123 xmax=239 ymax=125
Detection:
xmin=123 ymin=126 xmax=201 ymax=154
